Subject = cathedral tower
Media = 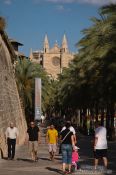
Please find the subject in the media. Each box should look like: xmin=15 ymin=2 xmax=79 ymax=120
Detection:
xmin=31 ymin=34 xmax=74 ymax=79
xmin=43 ymin=34 xmax=49 ymax=53
xmin=61 ymin=34 xmax=69 ymax=53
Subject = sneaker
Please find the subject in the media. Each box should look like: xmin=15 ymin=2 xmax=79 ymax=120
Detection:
xmin=7 ymin=157 xmax=11 ymax=160
xmin=11 ymin=158 xmax=15 ymax=160
xmin=35 ymin=157 xmax=38 ymax=162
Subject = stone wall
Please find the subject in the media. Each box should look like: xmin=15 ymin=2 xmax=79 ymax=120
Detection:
xmin=0 ymin=31 xmax=27 ymax=157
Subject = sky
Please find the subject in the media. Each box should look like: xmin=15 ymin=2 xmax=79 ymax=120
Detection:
xmin=0 ymin=0 xmax=116 ymax=56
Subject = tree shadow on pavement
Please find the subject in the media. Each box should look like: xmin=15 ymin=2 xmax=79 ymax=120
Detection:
xmin=46 ymin=167 xmax=62 ymax=174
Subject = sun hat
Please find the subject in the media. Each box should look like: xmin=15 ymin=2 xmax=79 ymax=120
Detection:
xmin=74 ymin=146 xmax=80 ymax=150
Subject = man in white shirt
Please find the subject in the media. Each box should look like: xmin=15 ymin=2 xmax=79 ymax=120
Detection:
xmin=94 ymin=121 xmax=108 ymax=170
xmin=41 ymin=115 xmax=45 ymax=123
xmin=61 ymin=121 xmax=77 ymax=144
xmin=5 ymin=122 xmax=19 ymax=160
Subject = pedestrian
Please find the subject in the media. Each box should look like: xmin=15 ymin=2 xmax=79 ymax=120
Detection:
xmin=94 ymin=121 xmax=108 ymax=170
xmin=46 ymin=124 xmax=58 ymax=161
xmin=71 ymin=146 xmax=80 ymax=172
xmin=61 ymin=121 xmax=77 ymax=144
xmin=41 ymin=114 xmax=45 ymax=124
xmin=60 ymin=121 xmax=75 ymax=174
xmin=26 ymin=121 xmax=41 ymax=161
xmin=5 ymin=122 xmax=19 ymax=160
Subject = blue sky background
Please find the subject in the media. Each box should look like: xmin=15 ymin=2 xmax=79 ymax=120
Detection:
xmin=0 ymin=0 xmax=116 ymax=56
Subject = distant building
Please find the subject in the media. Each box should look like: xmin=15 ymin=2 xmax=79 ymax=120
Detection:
xmin=9 ymin=39 xmax=26 ymax=59
xmin=30 ymin=34 xmax=74 ymax=79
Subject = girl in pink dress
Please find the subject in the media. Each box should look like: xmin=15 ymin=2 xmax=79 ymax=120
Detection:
xmin=72 ymin=146 xmax=80 ymax=171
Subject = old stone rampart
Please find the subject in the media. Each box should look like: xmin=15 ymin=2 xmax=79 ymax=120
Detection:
xmin=0 ymin=30 xmax=27 ymax=157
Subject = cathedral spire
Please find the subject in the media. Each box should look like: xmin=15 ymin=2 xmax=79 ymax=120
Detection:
xmin=43 ymin=34 xmax=49 ymax=53
xmin=61 ymin=34 xmax=68 ymax=53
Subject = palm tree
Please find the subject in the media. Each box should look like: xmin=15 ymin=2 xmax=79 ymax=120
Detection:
xmin=48 ymin=4 xmax=116 ymax=138
xmin=15 ymin=58 xmax=50 ymax=123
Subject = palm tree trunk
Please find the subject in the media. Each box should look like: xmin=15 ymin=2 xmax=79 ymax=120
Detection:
xmin=109 ymin=103 xmax=115 ymax=140
xmin=101 ymin=109 xmax=105 ymax=126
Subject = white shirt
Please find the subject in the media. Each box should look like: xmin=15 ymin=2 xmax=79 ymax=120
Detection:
xmin=41 ymin=115 xmax=45 ymax=120
xmin=95 ymin=126 xmax=107 ymax=149
xmin=61 ymin=126 xmax=76 ymax=135
xmin=5 ymin=127 xmax=19 ymax=139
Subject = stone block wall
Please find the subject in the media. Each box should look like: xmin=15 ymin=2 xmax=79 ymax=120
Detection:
xmin=0 ymin=32 xmax=27 ymax=157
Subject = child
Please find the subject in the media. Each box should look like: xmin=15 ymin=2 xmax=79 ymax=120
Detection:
xmin=71 ymin=146 xmax=80 ymax=172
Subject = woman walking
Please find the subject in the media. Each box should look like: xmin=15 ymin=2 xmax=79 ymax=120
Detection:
xmin=60 ymin=122 xmax=75 ymax=174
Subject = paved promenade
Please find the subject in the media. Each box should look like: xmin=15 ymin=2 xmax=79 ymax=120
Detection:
xmin=0 ymin=125 xmax=115 ymax=175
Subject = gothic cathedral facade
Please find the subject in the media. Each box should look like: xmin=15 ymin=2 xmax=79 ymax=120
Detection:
xmin=30 ymin=34 xmax=74 ymax=79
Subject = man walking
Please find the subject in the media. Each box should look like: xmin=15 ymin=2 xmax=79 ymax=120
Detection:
xmin=26 ymin=121 xmax=41 ymax=161
xmin=46 ymin=124 xmax=58 ymax=161
xmin=94 ymin=121 xmax=108 ymax=170
xmin=5 ymin=122 xmax=19 ymax=160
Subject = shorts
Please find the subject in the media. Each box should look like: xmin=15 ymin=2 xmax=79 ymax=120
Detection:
xmin=48 ymin=144 xmax=57 ymax=153
xmin=61 ymin=144 xmax=72 ymax=164
xmin=94 ymin=149 xmax=107 ymax=159
xmin=29 ymin=141 xmax=38 ymax=152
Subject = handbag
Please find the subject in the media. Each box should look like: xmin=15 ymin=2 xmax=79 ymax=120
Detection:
xmin=61 ymin=131 xmax=71 ymax=143
xmin=59 ymin=131 xmax=71 ymax=154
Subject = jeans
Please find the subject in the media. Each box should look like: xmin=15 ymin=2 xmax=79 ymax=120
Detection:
xmin=61 ymin=144 xmax=72 ymax=164
xmin=7 ymin=138 xmax=16 ymax=159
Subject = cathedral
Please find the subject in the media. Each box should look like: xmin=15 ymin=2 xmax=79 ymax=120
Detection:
xmin=30 ymin=34 xmax=74 ymax=79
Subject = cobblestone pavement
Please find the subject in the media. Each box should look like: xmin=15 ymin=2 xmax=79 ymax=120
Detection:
xmin=0 ymin=126 xmax=115 ymax=175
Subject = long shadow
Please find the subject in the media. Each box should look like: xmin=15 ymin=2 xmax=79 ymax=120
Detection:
xmin=39 ymin=157 xmax=51 ymax=161
xmin=40 ymin=157 xmax=62 ymax=161
xmin=55 ymin=154 xmax=62 ymax=156
xmin=2 ymin=157 xmax=35 ymax=163
xmin=2 ymin=157 xmax=8 ymax=160
xmin=55 ymin=157 xmax=62 ymax=161
xmin=0 ymin=148 xmax=4 ymax=159
xmin=46 ymin=167 xmax=63 ymax=174
xmin=17 ymin=157 xmax=52 ymax=162
xmin=17 ymin=158 xmax=35 ymax=162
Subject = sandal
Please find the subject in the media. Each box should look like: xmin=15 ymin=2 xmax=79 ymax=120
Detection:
xmin=67 ymin=171 xmax=72 ymax=174
xmin=62 ymin=171 xmax=67 ymax=174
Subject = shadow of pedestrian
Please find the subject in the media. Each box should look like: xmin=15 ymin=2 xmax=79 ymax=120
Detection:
xmin=0 ymin=148 xmax=4 ymax=159
xmin=55 ymin=157 xmax=62 ymax=161
xmin=2 ymin=157 xmax=8 ymax=160
xmin=17 ymin=158 xmax=35 ymax=162
xmin=39 ymin=157 xmax=51 ymax=161
xmin=46 ymin=167 xmax=62 ymax=174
